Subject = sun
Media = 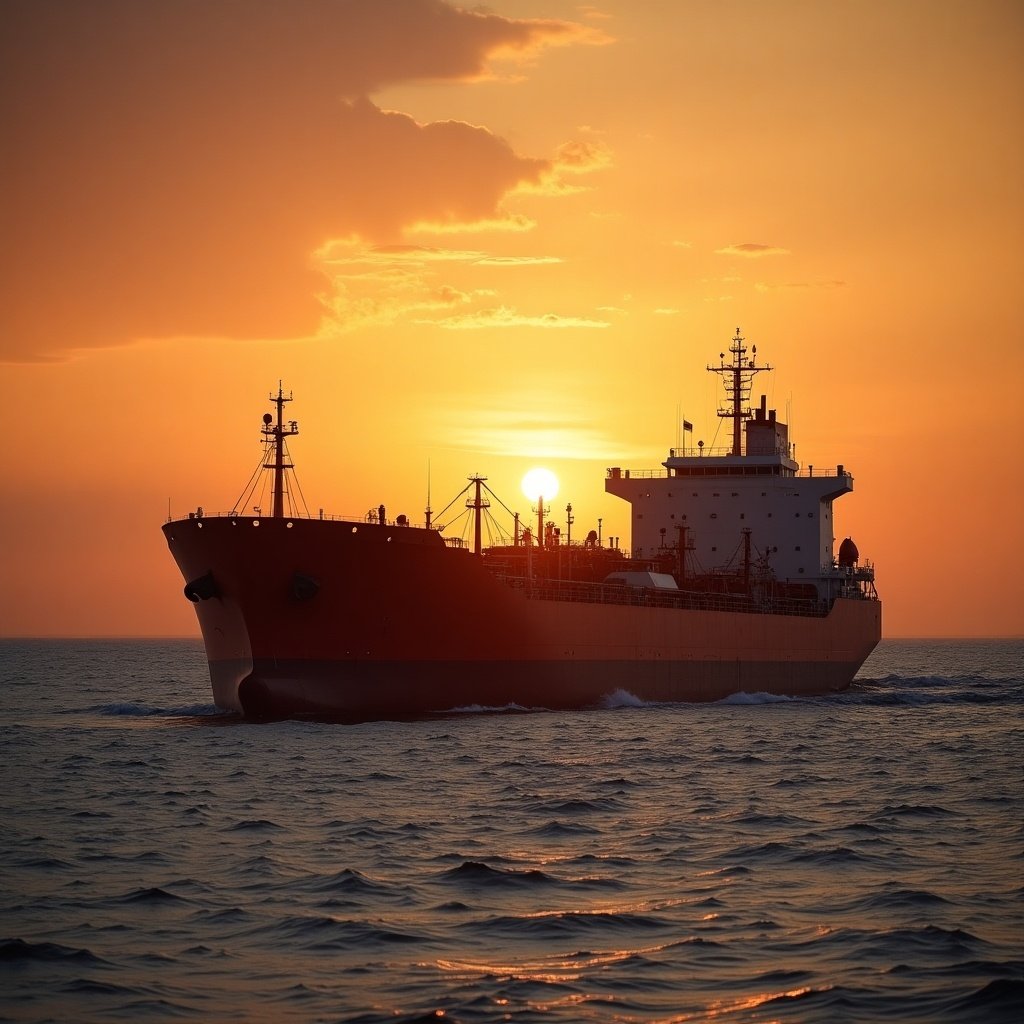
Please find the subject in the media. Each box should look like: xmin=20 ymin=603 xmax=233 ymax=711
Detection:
xmin=521 ymin=467 xmax=559 ymax=503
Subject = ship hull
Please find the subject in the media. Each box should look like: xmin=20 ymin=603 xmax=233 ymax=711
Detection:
xmin=163 ymin=516 xmax=881 ymax=718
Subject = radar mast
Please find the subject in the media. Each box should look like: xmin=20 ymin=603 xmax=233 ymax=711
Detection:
xmin=707 ymin=328 xmax=772 ymax=456
xmin=263 ymin=382 xmax=299 ymax=518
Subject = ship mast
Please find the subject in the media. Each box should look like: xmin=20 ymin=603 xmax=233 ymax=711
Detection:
xmin=466 ymin=475 xmax=489 ymax=556
xmin=708 ymin=328 xmax=772 ymax=456
xmin=263 ymin=382 xmax=299 ymax=518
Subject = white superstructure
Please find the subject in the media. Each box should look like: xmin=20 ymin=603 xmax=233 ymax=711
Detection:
xmin=606 ymin=329 xmax=875 ymax=605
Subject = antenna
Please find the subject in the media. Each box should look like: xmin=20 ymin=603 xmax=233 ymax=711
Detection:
xmin=425 ymin=459 xmax=432 ymax=530
xmin=707 ymin=327 xmax=772 ymax=456
xmin=262 ymin=382 xmax=298 ymax=518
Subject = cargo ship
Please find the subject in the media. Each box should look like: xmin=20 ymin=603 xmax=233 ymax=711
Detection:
xmin=163 ymin=329 xmax=880 ymax=718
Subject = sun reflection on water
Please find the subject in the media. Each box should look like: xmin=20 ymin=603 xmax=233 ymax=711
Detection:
xmin=436 ymin=948 xmax=824 ymax=1021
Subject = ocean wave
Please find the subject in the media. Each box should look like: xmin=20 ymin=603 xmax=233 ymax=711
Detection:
xmin=727 ymin=811 xmax=816 ymax=829
xmin=870 ymin=672 xmax=1021 ymax=687
xmin=724 ymin=840 xmax=795 ymax=863
xmin=88 ymin=702 xmax=224 ymax=718
xmin=58 ymin=978 xmax=153 ymax=997
xmin=789 ymin=845 xmax=884 ymax=866
xmin=873 ymin=803 xmax=957 ymax=819
xmin=234 ymin=855 xmax=301 ymax=881
xmin=948 ymin=978 xmax=1024 ymax=1020
xmin=773 ymin=923 xmax=990 ymax=964
xmin=0 ymin=938 xmax=109 ymax=965
xmin=527 ymin=797 xmax=624 ymax=815
xmin=717 ymin=691 xmax=799 ymax=705
xmin=859 ymin=886 xmax=952 ymax=910
xmin=222 ymin=818 xmax=285 ymax=832
xmin=601 ymin=688 xmax=660 ymax=709
xmin=437 ymin=860 xmax=560 ymax=889
xmin=304 ymin=867 xmax=400 ymax=897
xmin=880 ymin=924 xmax=987 ymax=951
xmin=595 ymin=775 xmax=641 ymax=788
xmin=462 ymin=908 xmax=673 ymax=939
xmin=189 ymin=907 xmax=250 ymax=924
xmin=13 ymin=855 xmax=76 ymax=869
xmin=116 ymin=886 xmax=191 ymax=905
xmin=443 ymin=702 xmax=537 ymax=713
xmin=95 ymin=997 xmax=197 ymax=1018
xmin=849 ymin=675 xmax=1022 ymax=706
xmin=522 ymin=819 xmax=601 ymax=838
xmin=243 ymin=913 xmax=430 ymax=949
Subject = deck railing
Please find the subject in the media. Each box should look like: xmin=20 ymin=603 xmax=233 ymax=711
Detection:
xmin=485 ymin=570 xmax=834 ymax=618
xmin=606 ymin=466 xmax=852 ymax=480
xmin=178 ymin=509 xmax=420 ymax=527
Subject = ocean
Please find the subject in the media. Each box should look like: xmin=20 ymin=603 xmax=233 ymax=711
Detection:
xmin=1 ymin=638 xmax=1021 ymax=1023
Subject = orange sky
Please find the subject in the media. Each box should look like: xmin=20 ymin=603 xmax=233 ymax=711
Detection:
xmin=2 ymin=0 xmax=1022 ymax=638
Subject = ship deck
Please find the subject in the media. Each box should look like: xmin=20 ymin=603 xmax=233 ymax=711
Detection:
xmin=485 ymin=570 xmax=838 ymax=618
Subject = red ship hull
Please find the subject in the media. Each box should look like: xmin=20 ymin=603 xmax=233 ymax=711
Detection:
xmin=163 ymin=516 xmax=881 ymax=718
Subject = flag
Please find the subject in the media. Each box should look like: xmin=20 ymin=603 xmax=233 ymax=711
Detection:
xmin=683 ymin=419 xmax=693 ymax=432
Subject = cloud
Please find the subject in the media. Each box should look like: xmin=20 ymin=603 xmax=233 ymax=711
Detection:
xmin=755 ymin=280 xmax=846 ymax=292
xmin=1 ymin=0 xmax=604 ymax=362
xmin=715 ymin=243 xmax=791 ymax=258
xmin=579 ymin=7 xmax=614 ymax=22
xmin=432 ymin=391 xmax=631 ymax=460
xmin=474 ymin=255 xmax=564 ymax=266
xmin=318 ymin=241 xmax=561 ymax=269
xmin=318 ymin=243 xmax=488 ymax=266
xmin=420 ymin=306 xmax=611 ymax=330
xmin=316 ymin=241 xmax=482 ymax=332
xmin=515 ymin=138 xmax=613 ymax=197
xmin=315 ymin=240 xmax=579 ymax=333
xmin=318 ymin=277 xmax=482 ymax=333
xmin=407 ymin=211 xmax=538 ymax=234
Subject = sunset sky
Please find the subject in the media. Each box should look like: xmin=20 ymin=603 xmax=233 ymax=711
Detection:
xmin=2 ymin=0 xmax=1022 ymax=638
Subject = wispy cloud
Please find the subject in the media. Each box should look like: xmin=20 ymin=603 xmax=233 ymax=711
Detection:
xmin=475 ymin=255 xmax=564 ymax=266
xmin=318 ymin=241 xmax=563 ymax=269
xmin=715 ymin=243 xmax=791 ymax=258
xmin=514 ymin=137 xmax=613 ymax=197
xmin=408 ymin=212 xmax=538 ymax=234
xmin=755 ymin=280 xmax=846 ymax=291
xmin=319 ymin=242 xmax=486 ymax=266
xmin=432 ymin=392 xmax=637 ymax=460
xmin=577 ymin=6 xmax=615 ymax=22
xmin=316 ymin=241 xmax=592 ymax=333
xmin=484 ymin=14 xmax=613 ymax=67
xmin=419 ymin=306 xmax=611 ymax=330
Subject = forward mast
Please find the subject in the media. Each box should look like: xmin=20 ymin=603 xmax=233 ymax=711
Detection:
xmin=263 ymin=383 xmax=299 ymax=519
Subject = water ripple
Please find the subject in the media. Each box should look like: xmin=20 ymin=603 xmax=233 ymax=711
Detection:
xmin=1 ymin=638 xmax=1021 ymax=1023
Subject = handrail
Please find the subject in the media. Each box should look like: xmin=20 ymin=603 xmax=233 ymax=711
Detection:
xmin=486 ymin=569 xmax=837 ymax=618
xmin=178 ymin=509 xmax=429 ymax=528
xmin=606 ymin=466 xmax=852 ymax=480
